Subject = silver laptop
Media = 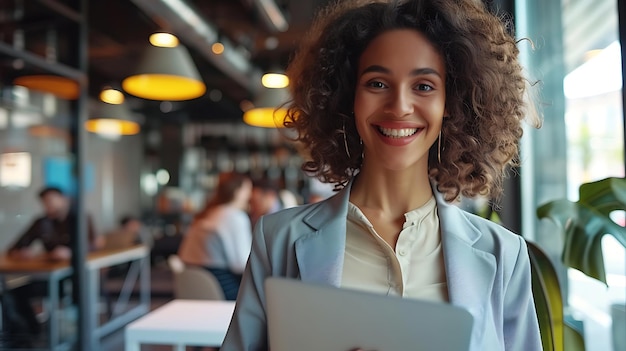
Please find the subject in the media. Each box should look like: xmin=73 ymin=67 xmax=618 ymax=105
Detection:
xmin=265 ymin=277 xmax=473 ymax=351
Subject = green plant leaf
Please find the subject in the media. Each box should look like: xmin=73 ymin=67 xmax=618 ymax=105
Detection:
xmin=536 ymin=177 xmax=626 ymax=284
xmin=564 ymin=319 xmax=585 ymax=351
xmin=527 ymin=240 xmax=564 ymax=351
xmin=580 ymin=177 xmax=626 ymax=220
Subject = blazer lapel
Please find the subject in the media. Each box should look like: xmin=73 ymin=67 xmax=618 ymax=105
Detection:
xmin=435 ymin=192 xmax=496 ymax=328
xmin=442 ymin=232 xmax=496 ymax=313
xmin=294 ymin=185 xmax=351 ymax=286
xmin=293 ymin=180 xmax=498 ymax=318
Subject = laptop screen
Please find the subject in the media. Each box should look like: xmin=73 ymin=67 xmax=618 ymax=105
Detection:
xmin=265 ymin=277 xmax=473 ymax=351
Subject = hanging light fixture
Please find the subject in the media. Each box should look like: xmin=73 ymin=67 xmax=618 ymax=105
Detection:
xmin=261 ymin=72 xmax=289 ymax=89
xmin=122 ymin=33 xmax=206 ymax=101
xmin=12 ymin=27 xmax=80 ymax=100
xmin=13 ymin=75 xmax=79 ymax=100
xmin=99 ymin=87 xmax=125 ymax=105
xmin=28 ymin=125 xmax=70 ymax=141
xmin=243 ymin=86 xmax=290 ymax=128
xmin=85 ymin=101 xmax=140 ymax=138
xmin=149 ymin=32 xmax=179 ymax=48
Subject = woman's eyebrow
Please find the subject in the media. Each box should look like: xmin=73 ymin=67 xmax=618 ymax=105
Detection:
xmin=410 ymin=67 xmax=442 ymax=78
xmin=360 ymin=65 xmax=443 ymax=78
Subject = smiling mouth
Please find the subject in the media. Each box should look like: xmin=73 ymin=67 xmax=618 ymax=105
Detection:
xmin=377 ymin=126 xmax=420 ymax=138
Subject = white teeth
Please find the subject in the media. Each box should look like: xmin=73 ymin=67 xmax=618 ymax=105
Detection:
xmin=378 ymin=127 xmax=418 ymax=138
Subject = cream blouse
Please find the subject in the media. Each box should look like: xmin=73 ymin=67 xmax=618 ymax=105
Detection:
xmin=341 ymin=196 xmax=448 ymax=302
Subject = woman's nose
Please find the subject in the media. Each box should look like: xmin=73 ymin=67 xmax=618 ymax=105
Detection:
xmin=384 ymin=88 xmax=414 ymax=118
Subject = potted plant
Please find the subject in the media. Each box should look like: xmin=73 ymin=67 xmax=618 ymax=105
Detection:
xmin=531 ymin=177 xmax=626 ymax=351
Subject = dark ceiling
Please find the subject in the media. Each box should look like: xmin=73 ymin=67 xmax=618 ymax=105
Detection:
xmin=0 ymin=0 xmax=332 ymax=125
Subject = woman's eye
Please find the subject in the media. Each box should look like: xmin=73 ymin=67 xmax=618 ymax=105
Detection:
xmin=368 ymin=81 xmax=386 ymax=89
xmin=416 ymin=84 xmax=434 ymax=91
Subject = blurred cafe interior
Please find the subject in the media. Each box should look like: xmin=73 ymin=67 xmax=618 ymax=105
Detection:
xmin=0 ymin=0 xmax=624 ymax=350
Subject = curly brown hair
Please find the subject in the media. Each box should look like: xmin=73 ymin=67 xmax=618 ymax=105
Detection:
xmin=284 ymin=0 xmax=539 ymax=202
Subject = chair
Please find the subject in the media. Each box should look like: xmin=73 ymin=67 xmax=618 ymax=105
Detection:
xmin=167 ymin=255 xmax=225 ymax=300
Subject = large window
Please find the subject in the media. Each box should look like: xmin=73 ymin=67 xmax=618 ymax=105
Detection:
xmin=517 ymin=0 xmax=625 ymax=350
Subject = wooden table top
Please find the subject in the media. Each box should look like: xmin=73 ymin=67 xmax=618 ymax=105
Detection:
xmin=0 ymin=244 xmax=148 ymax=273
xmin=0 ymin=255 xmax=70 ymax=273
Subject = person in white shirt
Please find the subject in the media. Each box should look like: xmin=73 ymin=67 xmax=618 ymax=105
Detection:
xmin=178 ymin=172 xmax=253 ymax=300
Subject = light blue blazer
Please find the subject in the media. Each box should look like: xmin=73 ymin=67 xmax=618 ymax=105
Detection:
xmin=221 ymin=182 xmax=542 ymax=351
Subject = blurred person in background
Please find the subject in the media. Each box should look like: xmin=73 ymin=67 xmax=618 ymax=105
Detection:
xmin=102 ymin=214 xmax=152 ymax=278
xmin=278 ymin=188 xmax=299 ymax=209
xmin=102 ymin=214 xmax=151 ymax=251
xmin=249 ymin=177 xmax=284 ymax=228
xmin=4 ymin=186 xmax=101 ymax=337
xmin=178 ymin=172 xmax=253 ymax=300
xmin=8 ymin=187 xmax=100 ymax=259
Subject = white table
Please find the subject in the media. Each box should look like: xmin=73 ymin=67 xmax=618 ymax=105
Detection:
xmin=87 ymin=244 xmax=151 ymax=351
xmin=124 ymin=299 xmax=236 ymax=351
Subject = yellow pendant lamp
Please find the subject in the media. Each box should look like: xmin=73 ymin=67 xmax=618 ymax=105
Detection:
xmin=85 ymin=101 xmax=140 ymax=137
xmin=243 ymin=87 xmax=290 ymax=128
xmin=13 ymin=75 xmax=79 ymax=100
xmin=122 ymin=37 xmax=206 ymax=101
xmin=99 ymin=87 xmax=125 ymax=105
xmin=243 ymin=72 xmax=290 ymax=128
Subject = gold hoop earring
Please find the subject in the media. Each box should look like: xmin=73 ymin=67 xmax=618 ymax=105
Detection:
xmin=360 ymin=138 xmax=364 ymax=162
xmin=438 ymin=130 xmax=442 ymax=164
xmin=343 ymin=121 xmax=351 ymax=159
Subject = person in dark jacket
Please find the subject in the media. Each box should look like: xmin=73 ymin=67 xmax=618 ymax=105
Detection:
xmin=5 ymin=186 xmax=100 ymax=336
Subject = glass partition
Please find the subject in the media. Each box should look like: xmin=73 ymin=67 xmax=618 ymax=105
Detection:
xmin=517 ymin=0 xmax=625 ymax=350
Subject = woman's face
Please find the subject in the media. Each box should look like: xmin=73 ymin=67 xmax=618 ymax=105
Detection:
xmin=354 ymin=29 xmax=446 ymax=173
xmin=234 ymin=178 xmax=253 ymax=210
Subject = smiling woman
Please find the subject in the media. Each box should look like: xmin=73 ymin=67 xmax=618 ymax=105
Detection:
xmin=283 ymin=0 xmax=540 ymax=202
xmin=221 ymin=1 xmax=543 ymax=350
xmin=354 ymin=30 xmax=446 ymax=169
